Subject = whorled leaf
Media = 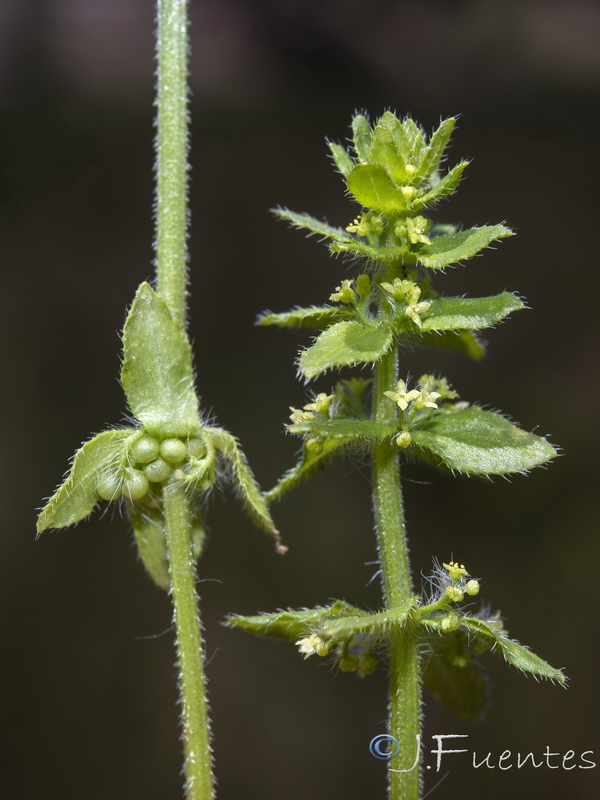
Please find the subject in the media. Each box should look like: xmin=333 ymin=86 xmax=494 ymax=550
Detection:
xmin=207 ymin=428 xmax=285 ymax=552
xmin=417 ymin=224 xmax=513 ymax=269
xmin=407 ymin=330 xmax=486 ymax=360
xmin=37 ymin=429 xmax=137 ymax=533
xmin=226 ymin=600 xmax=362 ymax=640
xmin=299 ymin=320 xmax=393 ymax=379
xmin=410 ymin=405 xmax=557 ymax=475
xmin=352 ymin=114 xmax=372 ymax=161
xmin=413 ymin=160 xmax=470 ymax=210
xmin=423 ymin=631 xmax=488 ymax=721
xmin=257 ymin=305 xmax=351 ymax=330
xmin=289 ymin=416 xmax=396 ymax=443
xmin=461 ymin=616 xmax=566 ymax=684
xmin=416 ymin=118 xmax=456 ymax=184
xmin=273 ymin=208 xmax=354 ymax=244
xmin=121 ymin=283 xmax=201 ymax=437
xmin=129 ymin=500 xmax=206 ymax=591
xmin=328 ymin=141 xmax=355 ymax=177
xmin=265 ymin=438 xmax=347 ymax=503
xmin=346 ymin=164 xmax=408 ymax=213
xmin=421 ymin=292 xmax=524 ymax=332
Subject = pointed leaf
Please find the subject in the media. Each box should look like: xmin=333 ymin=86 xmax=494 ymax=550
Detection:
xmin=329 ymin=238 xmax=408 ymax=264
xmin=461 ymin=617 xmax=566 ymax=684
xmin=417 ymin=225 xmax=513 ymax=269
xmin=226 ymin=600 xmax=361 ymax=641
xmin=207 ymin=428 xmax=284 ymax=551
xmin=346 ymin=164 xmax=408 ymax=213
xmin=265 ymin=438 xmax=346 ymax=503
xmin=121 ymin=283 xmax=200 ymax=436
xmin=299 ymin=321 xmax=394 ymax=379
xmin=273 ymin=208 xmax=353 ymax=244
xmin=318 ymin=599 xmax=417 ymax=643
xmin=289 ymin=416 xmax=396 ymax=443
xmin=378 ymin=112 xmax=412 ymax=161
xmin=408 ymin=330 xmax=486 ymax=360
xmin=370 ymin=124 xmax=406 ymax=182
xmin=411 ymin=405 xmax=557 ymax=475
xmin=414 ymin=160 xmax=469 ymax=209
xmin=403 ymin=118 xmax=426 ymax=153
xmin=328 ymin=141 xmax=354 ymax=177
xmin=421 ymin=292 xmax=524 ymax=331
xmin=257 ymin=305 xmax=351 ymax=330
xmin=129 ymin=502 xmax=170 ymax=590
xmin=417 ymin=117 xmax=456 ymax=182
xmin=352 ymin=114 xmax=371 ymax=161
xmin=423 ymin=631 xmax=488 ymax=721
xmin=37 ymin=429 xmax=137 ymax=533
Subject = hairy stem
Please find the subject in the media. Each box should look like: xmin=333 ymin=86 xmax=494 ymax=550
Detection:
xmin=164 ymin=484 xmax=215 ymax=800
xmin=372 ymin=349 xmax=422 ymax=800
xmin=155 ymin=3 xmax=214 ymax=797
xmin=155 ymin=0 xmax=189 ymax=327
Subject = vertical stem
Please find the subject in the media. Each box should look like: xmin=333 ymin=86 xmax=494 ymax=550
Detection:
xmin=155 ymin=0 xmax=189 ymax=326
xmin=164 ymin=483 xmax=215 ymax=800
xmin=372 ymin=350 xmax=422 ymax=800
xmin=155 ymin=3 xmax=214 ymax=797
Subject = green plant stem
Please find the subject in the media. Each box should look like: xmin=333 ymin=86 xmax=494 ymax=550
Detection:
xmin=164 ymin=483 xmax=215 ymax=800
xmin=372 ymin=349 xmax=422 ymax=800
xmin=155 ymin=2 xmax=215 ymax=797
xmin=155 ymin=0 xmax=189 ymax=327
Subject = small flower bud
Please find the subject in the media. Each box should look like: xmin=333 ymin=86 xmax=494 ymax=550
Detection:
xmin=401 ymin=186 xmax=416 ymax=200
xmin=358 ymin=654 xmax=378 ymax=677
xmin=404 ymin=163 xmax=416 ymax=176
xmin=356 ymin=273 xmax=371 ymax=299
xmin=465 ymin=579 xmax=480 ymax=596
xmin=445 ymin=585 xmax=464 ymax=603
xmin=160 ymin=438 xmax=188 ymax=464
xmin=441 ymin=614 xmax=461 ymax=633
xmin=306 ymin=438 xmax=323 ymax=454
xmin=339 ymin=653 xmax=360 ymax=672
xmin=395 ymin=431 xmax=412 ymax=448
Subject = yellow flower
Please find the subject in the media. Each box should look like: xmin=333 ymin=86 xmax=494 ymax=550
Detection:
xmin=384 ymin=379 xmax=420 ymax=411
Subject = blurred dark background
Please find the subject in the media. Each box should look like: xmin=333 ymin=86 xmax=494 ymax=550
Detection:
xmin=1 ymin=0 xmax=598 ymax=798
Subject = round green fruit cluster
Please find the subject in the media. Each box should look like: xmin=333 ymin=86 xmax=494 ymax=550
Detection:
xmin=96 ymin=434 xmax=207 ymax=501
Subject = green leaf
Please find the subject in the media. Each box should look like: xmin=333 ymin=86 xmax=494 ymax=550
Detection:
xmin=409 ymin=330 xmax=486 ymax=360
xmin=207 ymin=428 xmax=284 ymax=551
xmin=461 ymin=617 xmax=566 ymax=684
xmin=352 ymin=114 xmax=371 ymax=161
xmin=265 ymin=438 xmax=346 ymax=503
xmin=417 ymin=117 xmax=456 ymax=182
xmin=299 ymin=321 xmax=394 ymax=379
xmin=290 ymin=416 xmax=396 ymax=443
xmin=417 ymin=225 xmax=513 ymax=269
xmin=421 ymin=292 xmax=524 ymax=331
xmin=328 ymin=141 xmax=354 ymax=177
xmin=403 ymin=118 xmax=426 ymax=153
xmin=423 ymin=631 xmax=487 ymax=721
xmin=414 ymin=160 xmax=469 ymax=209
xmin=226 ymin=600 xmax=362 ymax=641
xmin=273 ymin=207 xmax=353 ymax=244
xmin=121 ymin=283 xmax=200 ymax=437
xmin=37 ymin=429 xmax=137 ymax=533
xmin=257 ymin=305 xmax=351 ymax=330
xmin=369 ymin=124 xmax=406 ymax=182
xmin=129 ymin=502 xmax=170 ymax=590
xmin=329 ymin=239 xmax=407 ymax=264
xmin=411 ymin=405 xmax=558 ymax=475
xmin=378 ymin=112 xmax=413 ymax=163
xmin=129 ymin=502 xmax=207 ymax=591
xmin=318 ymin=599 xmax=416 ymax=643
xmin=346 ymin=164 xmax=408 ymax=213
